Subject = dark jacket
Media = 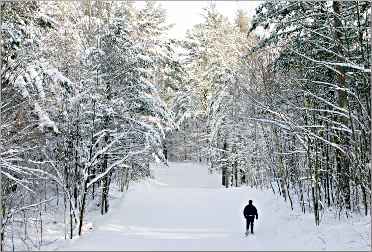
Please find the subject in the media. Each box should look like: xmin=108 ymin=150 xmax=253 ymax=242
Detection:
xmin=243 ymin=204 xmax=258 ymax=219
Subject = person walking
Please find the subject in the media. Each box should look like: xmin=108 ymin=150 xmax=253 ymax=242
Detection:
xmin=243 ymin=200 xmax=258 ymax=235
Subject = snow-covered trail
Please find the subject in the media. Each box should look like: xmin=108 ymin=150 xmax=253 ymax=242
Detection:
xmin=57 ymin=162 xmax=370 ymax=251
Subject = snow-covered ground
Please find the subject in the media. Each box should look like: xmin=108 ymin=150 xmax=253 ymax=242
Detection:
xmin=48 ymin=162 xmax=370 ymax=251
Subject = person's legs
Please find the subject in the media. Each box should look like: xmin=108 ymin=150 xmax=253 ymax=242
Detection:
xmin=249 ymin=217 xmax=254 ymax=233
xmin=246 ymin=218 xmax=250 ymax=234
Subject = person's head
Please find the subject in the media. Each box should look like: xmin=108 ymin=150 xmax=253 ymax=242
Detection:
xmin=249 ymin=200 xmax=253 ymax=205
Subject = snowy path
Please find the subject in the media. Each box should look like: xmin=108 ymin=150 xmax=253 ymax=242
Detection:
xmin=57 ymin=162 xmax=370 ymax=251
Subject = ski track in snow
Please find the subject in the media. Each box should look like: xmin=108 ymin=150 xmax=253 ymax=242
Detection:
xmin=52 ymin=162 xmax=370 ymax=251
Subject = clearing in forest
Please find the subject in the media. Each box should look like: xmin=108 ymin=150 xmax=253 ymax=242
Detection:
xmin=54 ymin=162 xmax=370 ymax=251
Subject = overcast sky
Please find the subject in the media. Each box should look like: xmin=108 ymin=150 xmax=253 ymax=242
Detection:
xmin=134 ymin=1 xmax=260 ymax=39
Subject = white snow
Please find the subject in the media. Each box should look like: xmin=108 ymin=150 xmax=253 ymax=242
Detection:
xmin=34 ymin=102 xmax=59 ymax=133
xmin=49 ymin=162 xmax=370 ymax=251
xmin=43 ymin=65 xmax=72 ymax=86
xmin=14 ymin=75 xmax=30 ymax=98
xmin=32 ymin=70 xmax=46 ymax=99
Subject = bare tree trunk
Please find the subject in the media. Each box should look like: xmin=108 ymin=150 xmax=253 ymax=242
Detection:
xmin=78 ymin=179 xmax=88 ymax=236
xmin=0 ymin=205 xmax=4 ymax=252
xmin=64 ymin=195 xmax=66 ymax=240
xmin=39 ymin=210 xmax=43 ymax=247
xmin=69 ymin=200 xmax=73 ymax=239
xmin=0 ymin=3 xmax=3 ymax=251
xmin=333 ymin=1 xmax=351 ymax=210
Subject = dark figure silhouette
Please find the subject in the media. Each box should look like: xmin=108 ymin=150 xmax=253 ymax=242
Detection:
xmin=243 ymin=200 xmax=258 ymax=235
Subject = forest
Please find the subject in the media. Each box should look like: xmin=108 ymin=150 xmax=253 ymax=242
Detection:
xmin=0 ymin=0 xmax=370 ymax=250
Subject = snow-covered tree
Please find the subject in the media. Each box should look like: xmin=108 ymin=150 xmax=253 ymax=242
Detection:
xmin=249 ymin=0 xmax=371 ymax=223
